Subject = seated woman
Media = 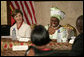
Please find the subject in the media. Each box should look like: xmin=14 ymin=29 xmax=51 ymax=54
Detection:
xmin=10 ymin=9 xmax=31 ymax=40
xmin=25 ymin=25 xmax=58 ymax=56
xmin=45 ymin=7 xmax=68 ymax=42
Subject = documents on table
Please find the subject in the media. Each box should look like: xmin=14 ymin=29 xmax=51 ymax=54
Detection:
xmin=17 ymin=37 xmax=30 ymax=42
xmin=12 ymin=45 xmax=28 ymax=51
xmin=1 ymin=36 xmax=12 ymax=38
xmin=69 ymin=36 xmax=76 ymax=44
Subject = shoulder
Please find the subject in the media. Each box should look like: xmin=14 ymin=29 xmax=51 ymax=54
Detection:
xmin=74 ymin=33 xmax=83 ymax=42
xmin=72 ymin=33 xmax=83 ymax=48
xmin=59 ymin=26 xmax=66 ymax=30
xmin=58 ymin=26 xmax=67 ymax=32
xmin=10 ymin=23 xmax=16 ymax=29
xmin=45 ymin=24 xmax=50 ymax=30
xmin=23 ymin=22 xmax=31 ymax=28
xmin=77 ymin=33 xmax=83 ymax=38
xmin=45 ymin=25 xmax=49 ymax=29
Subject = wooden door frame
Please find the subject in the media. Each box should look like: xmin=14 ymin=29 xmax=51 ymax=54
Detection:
xmin=7 ymin=1 xmax=11 ymax=26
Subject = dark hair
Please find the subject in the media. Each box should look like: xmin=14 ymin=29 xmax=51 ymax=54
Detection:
xmin=11 ymin=9 xmax=23 ymax=26
xmin=31 ymin=25 xmax=51 ymax=46
xmin=76 ymin=15 xmax=83 ymax=21
xmin=76 ymin=15 xmax=83 ymax=26
xmin=76 ymin=15 xmax=83 ymax=33
xmin=12 ymin=9 xmax=23 ymax=18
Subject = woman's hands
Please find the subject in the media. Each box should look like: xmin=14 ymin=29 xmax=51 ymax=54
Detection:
xmin=48 ymin=27 xmax=55 ymax=35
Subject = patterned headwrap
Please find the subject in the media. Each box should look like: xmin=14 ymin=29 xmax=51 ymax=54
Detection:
xmin=50 ymin=7 xmax=65 ymax=20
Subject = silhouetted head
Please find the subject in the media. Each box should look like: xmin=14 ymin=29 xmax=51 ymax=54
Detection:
xmin=31 ymin=25 xmax=51 ymax=46
xmin=76 ymin=15 xmax=83 ymax=33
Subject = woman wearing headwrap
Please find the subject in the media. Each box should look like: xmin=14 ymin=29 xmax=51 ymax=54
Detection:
xmin=45 ymin=7 xmax=68 ymax=43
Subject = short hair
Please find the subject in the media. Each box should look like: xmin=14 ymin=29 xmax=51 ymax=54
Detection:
xmin=76 ymin=15 xmax=83 ymax=22
xmin=76 ymin=15 xmax=83 ymax=33
xmin=31 ymin=25 xmax=51 ymax=46
xmin=12 ymin=9 xmax=23 ymax=18
xmin=76 ymin=15 xmax=83 ymax=26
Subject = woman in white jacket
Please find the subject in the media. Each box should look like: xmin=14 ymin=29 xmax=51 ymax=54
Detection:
xmin=10 ymin=9 xmax=31 ymax=40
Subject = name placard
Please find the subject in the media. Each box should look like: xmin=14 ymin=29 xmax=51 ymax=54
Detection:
xmin=18 ymin=38 xmax=30 ymax=42
xmin=12 ymin=45 xmax=28 ymax=51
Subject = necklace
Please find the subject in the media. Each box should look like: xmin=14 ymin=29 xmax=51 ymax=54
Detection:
xmin=51 ymin=25 xmax=61 ymax=30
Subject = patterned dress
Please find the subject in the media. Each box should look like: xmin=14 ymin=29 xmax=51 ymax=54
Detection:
xmin=45 ymin=25 xmax=68 ymax=42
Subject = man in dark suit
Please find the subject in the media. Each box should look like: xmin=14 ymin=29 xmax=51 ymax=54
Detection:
xmin=70 ymin=15 xmax=83 ymax=56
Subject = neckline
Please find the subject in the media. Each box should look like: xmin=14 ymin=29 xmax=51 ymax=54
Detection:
xmin=53 ymin=25 xmax=61 ymax=30
xmin=17 ymin=20 xmax=24 ymax=30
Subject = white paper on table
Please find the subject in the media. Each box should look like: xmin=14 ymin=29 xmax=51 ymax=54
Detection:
xmin=18 ymin=37 xmax=30 ymax=42
xmin=69 ymin=39 xmax=74 ymax=44
xmin=69 ymin=36 xmax=76 ymax=44
xmin=1 ymin=36 xmax=12 ymax=38
xmin=12 ymin=45 xmax=28 ymax=51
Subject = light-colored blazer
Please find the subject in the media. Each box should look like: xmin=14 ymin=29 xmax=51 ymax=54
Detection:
xmin=10 ymin=22 xmax=31 ymax=39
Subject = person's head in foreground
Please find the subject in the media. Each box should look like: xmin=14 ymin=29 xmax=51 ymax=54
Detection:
xmin=31 ymin=25 xmax=51 ymax=46
xmin=76 ymin=15 xmax=83 ymax=34
xmin=26 ymin=25 xmax=52 ymax=56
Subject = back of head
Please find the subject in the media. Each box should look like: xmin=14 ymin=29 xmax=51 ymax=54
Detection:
xmin=76 ymin=15 xmax=83 ymax=33
xmin=31 ymin=25 xmax=51 ymax=46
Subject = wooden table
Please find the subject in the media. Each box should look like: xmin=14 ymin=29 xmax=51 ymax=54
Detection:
xmin=1 ymin=38 xmax=31 ymax=56
xmin=1 ymin=38 xmax=72 ymax=56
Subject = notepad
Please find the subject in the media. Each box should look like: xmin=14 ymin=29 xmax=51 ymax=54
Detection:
xmin=12 ymin=45 xmax=28 ymax=51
